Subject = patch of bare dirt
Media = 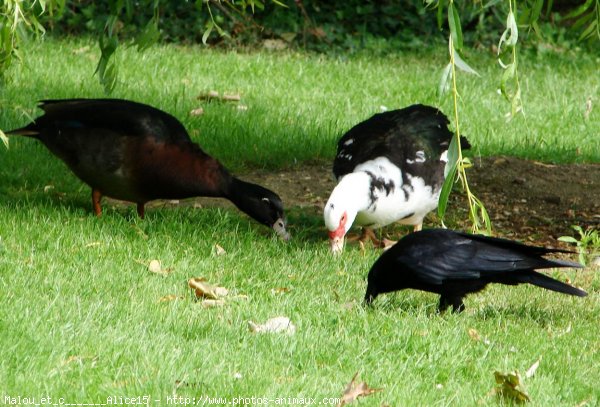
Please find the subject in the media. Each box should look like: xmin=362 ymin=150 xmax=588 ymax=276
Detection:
xmin=233 ymin=156 xmax=600 ymax=247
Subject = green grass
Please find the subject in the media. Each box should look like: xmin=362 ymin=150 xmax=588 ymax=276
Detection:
xmin=1 ymin=38 xmax=599 ymax=169
xmin=0 ymin=38 xmax=599 ymax=405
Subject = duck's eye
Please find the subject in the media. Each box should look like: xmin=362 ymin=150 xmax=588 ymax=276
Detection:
xmin=278 ymin=221 xmax=284 ymax=227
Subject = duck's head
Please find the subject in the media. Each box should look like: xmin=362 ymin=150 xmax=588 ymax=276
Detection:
xmin=323 ymin=193 xmax=358 ymax=254
xmin=232 ymin=181 xmax=290 ymax=241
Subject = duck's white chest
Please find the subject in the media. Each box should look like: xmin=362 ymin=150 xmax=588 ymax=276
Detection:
xmin=351 ymin=158 xmax=440 ymax=228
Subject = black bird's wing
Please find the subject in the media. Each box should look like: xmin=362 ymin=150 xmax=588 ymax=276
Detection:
xmin=333 ymin=104 xmax=455 ymax=178
xmin=390 ymin=229 xmax=581 ymax=286
xmin=8 ymin=99 xmax=192 ymax=143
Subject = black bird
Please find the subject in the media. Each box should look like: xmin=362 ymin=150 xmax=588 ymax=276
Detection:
xmin=365 ymin=229 xmax=586 ymax=312
xmin=5 ymin=98 xmax=290 ymax=239
xmin=324 ymin=104 xmax=470 ymax=253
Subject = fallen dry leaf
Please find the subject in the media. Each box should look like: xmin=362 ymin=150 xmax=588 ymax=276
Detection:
xmin=84 ymin=241 xmax=102 ymax=248
xmin=190 ymin=107 xmax=204 ymax=116
xmin=197 ymin=91 xmax=241 ymax=103
xmin=197 ymin=90 xmax=220 ymax=100
xmin=248 ymin=316 xmax=296 ymax=334
xmin=271 ymin=287 xmax=290 ymax=295
xmin=341 ymin=301 xmax=355 ymax=311
xmin=158 ymin=294 xmax=182 ymax=303
xmin=188 ymin=277 xmax=228 ymax=300
xmin=468 ymin=328 xmax=481 ymax=341
xmin=214 ymin=244 xmax=227 ymax=256
xmin=222 ymin=93 xmax=241 ymax=102
xmin=263 ymin=38 xmax=288 ymax=50
xmin=338 ymin=372 xmax=383 ymax=406
xmin=72 ymin=46 xmax=91 ymax=54
xmin=148 ymin=260 xmax=161 ymax=273
xmin=584 ymin=96 xmax=592 ymax=121
xmin=146 ymin=259 xmax=171 ymax=276
xmin=494 ymin=370 xmax=530 ymax=403
xmin=201 ymin=299 xmax=225 ymax=308
xmin=525 ymin=359 xmax=541 ymax=378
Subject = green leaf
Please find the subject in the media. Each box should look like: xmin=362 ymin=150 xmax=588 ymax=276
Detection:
xmin=134 ymin=17 xmax=160 ymax=52
xmin=438 ymin=62 xmax=452 ymax=96
xmin=558 ymin=236 xmax=579 ymax=244
xmin=438 ymin=161 xmax=457 ymax=219
xmin=447 ymin=3 xmax=463 ymax=51
xmin=453 ymin=50 xmax=480 ymax=76
xmin=571 ymin=11 xmax=594 ymax=31
xmin=500 ymin=63 xmax=516 ymax=100
xmin=578 ymin=19 xmax=598 ymax=41
xmin=564 ymin=0 xmax=594 ymax=19
xmin=270 ymin=0 xmax=288 ymax=7
xmin=100 ymin=60 xmax=118 ymax=94
xmin=202 ymin=21 xmax=214 ymax=45
xmin=438 ymin=134 xmax=460 ymax=219
xmin=95 ymin=34 xmax=119 ymax=94
xmin=545 ymin=0 xmax=554 ymax=16
xmin=437 ymin=0 xmax=445 ymax=29
xmin=446 ymin=131 xmax=460 ymax=175
xmin=529 ymin=0 xmax=544 ymax=25
xmin=498 ymin=10 xmax=518 ymax=54
xmin=476 ymin=199 xmax=492 ymax=235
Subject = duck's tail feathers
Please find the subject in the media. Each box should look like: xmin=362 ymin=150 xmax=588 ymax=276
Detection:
xmin=518 ymin=271 xmax=587 ymax=297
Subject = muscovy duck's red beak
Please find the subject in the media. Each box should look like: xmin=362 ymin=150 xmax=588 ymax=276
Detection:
xmin=329 ymin=227 xmax=345 ymax=254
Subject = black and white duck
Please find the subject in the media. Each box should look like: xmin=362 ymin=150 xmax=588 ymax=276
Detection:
xmin=323 ymin=104 xmax=469 ymax=253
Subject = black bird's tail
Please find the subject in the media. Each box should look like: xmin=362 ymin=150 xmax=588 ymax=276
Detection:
xmin=4 ymin=125 xmax=39 ymax=137
xmin=516 ymin=271 xmax=587 ymax=297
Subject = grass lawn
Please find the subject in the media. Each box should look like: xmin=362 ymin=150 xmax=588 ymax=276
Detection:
xmin=0 ymin=38 xmax=599 ymax=405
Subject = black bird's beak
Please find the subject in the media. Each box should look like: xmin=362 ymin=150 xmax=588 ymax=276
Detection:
xmin=364 ymin=285 xmax=377 ymax=306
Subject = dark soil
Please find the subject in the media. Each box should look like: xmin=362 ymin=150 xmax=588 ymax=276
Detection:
xmin=230 ymin=156 xmax=600 ymax=248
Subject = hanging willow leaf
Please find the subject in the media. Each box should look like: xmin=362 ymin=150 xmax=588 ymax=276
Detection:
xmin=202 ymin=21 xmax=214 ymax=45
xmin=564 ymin=0 xmax=594 ymax=19
xmin=95 ymin=34 xmax=119 ymax=94
xmin=453 ymin=50 xmax=480 ymax=76
xmin=447 ymin=2 xmax=463 ymax=51
xmin=134 ymin=16 xmax=160 ymax=52
xmin=500 ymin=62 xmax=516 ymax=101
xmin=578 ymin=19 xmax=598 ymax=41
xmin=436 ymin=0 xmax=445 ymax=29
xmin=529 ymin=0 xmax=544 ymax=25
xmin=438 ymin=62 xmax=452 ymax=96
xmin=498 ymin=10 xmax=518 ymax=54
xmin=438 ymin=161 xmax=457 ymax=219
xmin=438 ymin=133 xmax=460 ymax=219
xmin=571 ymin=11 xmax=595 ymax=31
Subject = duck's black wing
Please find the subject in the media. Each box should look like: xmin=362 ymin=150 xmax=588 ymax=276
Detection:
xmin=333 ymin=104 xmax=455 ymax=178
xmin=8 ymin=99 xmax=192 ymax=143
